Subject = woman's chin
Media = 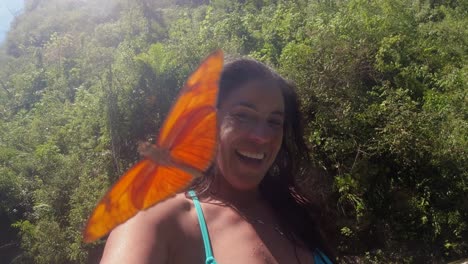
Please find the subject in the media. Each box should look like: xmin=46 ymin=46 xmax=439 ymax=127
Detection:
xmin=227 ymin=174 xmax=265 ymax=191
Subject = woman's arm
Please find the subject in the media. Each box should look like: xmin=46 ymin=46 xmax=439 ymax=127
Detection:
xmin=100 ymin=209 xmax=170 ymax=264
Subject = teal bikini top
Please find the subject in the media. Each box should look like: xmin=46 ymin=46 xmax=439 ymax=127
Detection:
xmin=188 ymin=190 xmax=333 ymax=264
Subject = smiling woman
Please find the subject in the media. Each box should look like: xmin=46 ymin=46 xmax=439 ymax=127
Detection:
xmin=215 ymin=79 xmax=285 ymax=190
xmin=100 ymin=57 xmax=334 ymax=264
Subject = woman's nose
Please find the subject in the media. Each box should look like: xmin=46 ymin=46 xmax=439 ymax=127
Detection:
xmin=248 ymin=123 xmax=272 ymax=144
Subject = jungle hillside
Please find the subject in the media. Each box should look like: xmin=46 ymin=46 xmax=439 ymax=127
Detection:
xmin=0 ymin=0 xmax=466 ymax=263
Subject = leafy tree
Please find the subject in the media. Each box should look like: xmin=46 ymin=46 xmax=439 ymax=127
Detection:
xmin=0 ymin=0 xmax=466 ymax=262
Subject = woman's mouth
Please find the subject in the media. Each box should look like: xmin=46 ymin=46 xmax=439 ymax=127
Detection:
xmin=237 ymin=150 xmax=264 ymax=160
xmin=236 ymin=150 xmax=265 ymax=167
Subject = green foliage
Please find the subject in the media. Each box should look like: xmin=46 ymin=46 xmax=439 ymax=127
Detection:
xmin=0 ymin=0 xmax=466 ymax=263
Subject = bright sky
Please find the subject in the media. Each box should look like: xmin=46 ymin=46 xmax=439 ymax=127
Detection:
xmin=0 ymin=0 xmax=24 ymax=43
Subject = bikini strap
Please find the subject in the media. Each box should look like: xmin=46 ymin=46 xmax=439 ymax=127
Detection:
xmin=188 ymin=190 xmax=217 ymax=264
xmin=314 ymin=248 xmax=333 ymax=264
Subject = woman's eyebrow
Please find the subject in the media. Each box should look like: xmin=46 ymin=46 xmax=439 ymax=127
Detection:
xmin=271 ymin=111 xmax=284 ymax=117
xmin=236 ymin=101 xmax=256 ymax=109
xmin=235 ymin=102 xmax=284 ymax=117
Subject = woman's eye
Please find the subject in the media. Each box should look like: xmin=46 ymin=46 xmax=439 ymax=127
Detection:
xmin=233 ymin=112 xmax=250 ymax=121
xmin=268 ymin=119 xmax=283 ymax=128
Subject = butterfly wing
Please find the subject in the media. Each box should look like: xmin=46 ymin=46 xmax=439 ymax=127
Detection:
xmin=169 ymin=106 xmax=217 ymax=171
xmin=159 ymin=50 xmax=223 ymax=171
xmin=83 ymin=160 xmax=157 ymax=242
xmin=83 ymin=160 xmax=195 ymax=242
xmin=83 ymin=50 xmax=223 ymax=243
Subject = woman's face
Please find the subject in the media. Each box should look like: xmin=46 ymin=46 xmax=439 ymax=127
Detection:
xmin=216 ymin=80 xmax=285 ymax=190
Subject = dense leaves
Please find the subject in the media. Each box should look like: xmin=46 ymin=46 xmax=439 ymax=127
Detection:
xmin=0 ymin=0 xmax=466 ymax=263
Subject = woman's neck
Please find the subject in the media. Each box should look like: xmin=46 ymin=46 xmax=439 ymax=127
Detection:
xmin=202 ymin=173 xmax=264 ymax=209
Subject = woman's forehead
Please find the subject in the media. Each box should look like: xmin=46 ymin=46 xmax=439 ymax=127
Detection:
xmin=220 ymin=80 xmax=285 ymax=111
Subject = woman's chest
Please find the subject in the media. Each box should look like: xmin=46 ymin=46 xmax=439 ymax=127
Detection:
xmin=169 ymin=207 xmax=313 ymax=264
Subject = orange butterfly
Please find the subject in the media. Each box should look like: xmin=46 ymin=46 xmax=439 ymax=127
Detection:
xmin=83 ymin=50 xmax=223 ymax=243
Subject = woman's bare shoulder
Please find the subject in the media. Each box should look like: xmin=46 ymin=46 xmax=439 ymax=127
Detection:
xmin=100 ymin=193 xmax=192 ymax=264
xmin=138 ymin=192 xmax=192 ymax=223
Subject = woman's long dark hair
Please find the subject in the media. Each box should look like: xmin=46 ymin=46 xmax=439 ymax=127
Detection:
xmin=189 ymin=57 xmax=334 ymax=261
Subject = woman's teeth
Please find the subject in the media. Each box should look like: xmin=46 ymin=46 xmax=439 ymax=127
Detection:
xmin=237 ymin=150 xmax=265 ymax=160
